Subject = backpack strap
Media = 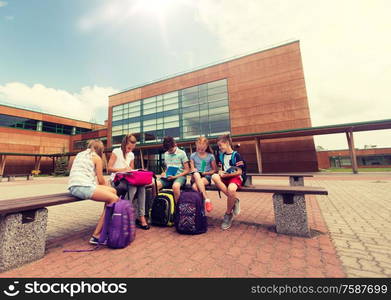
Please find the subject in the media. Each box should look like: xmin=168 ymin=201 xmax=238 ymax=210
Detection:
xmin=230 ymin=151 xmax=237 ymax=166
xmin=218 ymin=151 xmax=224 ymax=166
xmin=98 ymin=203 xmax=115 ymax=244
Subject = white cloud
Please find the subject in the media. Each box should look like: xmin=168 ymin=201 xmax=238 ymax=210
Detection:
xmin=194 ymin=0 xmax=391 ymax=149
xmin=0 ymin=1 xmax=7 ymax=8
xmin=5 ymin=16 xmax=14 ymax=21
xmin=0 ymin=82 xmax=118 ymax=123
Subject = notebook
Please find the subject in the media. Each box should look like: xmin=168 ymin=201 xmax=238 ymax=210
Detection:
xmin=166 ymin=166 xmax=179 ymax=177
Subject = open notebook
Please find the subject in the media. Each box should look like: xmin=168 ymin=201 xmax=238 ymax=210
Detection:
xmin=165 ymin=166 xmax=179 ymax=177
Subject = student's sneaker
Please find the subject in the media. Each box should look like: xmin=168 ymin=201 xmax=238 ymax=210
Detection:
xmin=89 ymin=236 xmax=99 ymax=245
xmin=221 ymin=213 xmax=233 ymax=230
xmin=89 ymin=236 xmax=107 ymax=245
xmin=205 ymin=199 xmax=213 ymax=212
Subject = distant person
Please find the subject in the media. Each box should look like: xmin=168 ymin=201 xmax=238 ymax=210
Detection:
xmin=189 ymin=136 xmax=218 ymax=212
xmin=212 ymin=134 xmax=246 ymax=230
xmin=68 ymin=139 xmax=118 ymax=244
xmin=156 ymin=136 xmax=189 ymax=202
xmin=107 ymin=134 xmax=150 ymax=230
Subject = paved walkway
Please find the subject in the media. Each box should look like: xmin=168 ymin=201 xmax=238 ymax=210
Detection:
xmin=0 ymin=173 xmax=390 ymax=277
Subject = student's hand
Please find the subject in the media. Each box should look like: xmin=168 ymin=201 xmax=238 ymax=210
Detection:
xmin=122 ymin=167 xmax=132 ymax=172
xmin=191 ymin=168 xmax=198 ymax=173
xmin=167 ymin=175 xmax=177 ymax=181
xmin=161 ymin=172 xmax=166 ymax=178
xmin=218 ymin=170 xmax=226 ymax=177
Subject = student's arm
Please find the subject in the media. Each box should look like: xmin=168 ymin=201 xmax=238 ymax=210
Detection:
xmin=190 ymin=159 xmax=197 ymax=173
xmin=130 ymin=159 xmax=135 ymax=170
xmin=220 ymin=167 xmax=242 ymax=178
xmin=107 ymin=152 xmax=131 ymax=173
xmin=93 ymin=155 xmax=106 ymax=185
xmin=168 ymin=160 xmax=190 ymax=180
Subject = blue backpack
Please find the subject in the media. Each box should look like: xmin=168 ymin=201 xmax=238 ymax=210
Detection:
xmin=174 ymin=191 xmax=207 ymax=235
xmin=218 ymin=151 xmax=247 ymax=183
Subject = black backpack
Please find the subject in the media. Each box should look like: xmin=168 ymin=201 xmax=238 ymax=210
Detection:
xmin=150 ymin=189 xmax=175 ymax=227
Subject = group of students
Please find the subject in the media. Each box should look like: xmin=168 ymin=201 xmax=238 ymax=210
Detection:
xmin=67 ymin=133 xmax=246 ymax=245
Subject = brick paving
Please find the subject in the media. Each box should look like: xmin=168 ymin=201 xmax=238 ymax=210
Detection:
xmin=0 ymin=173 xmax=390 ymax=277
xmin=309 ymin=174 xmax=391 ymax=278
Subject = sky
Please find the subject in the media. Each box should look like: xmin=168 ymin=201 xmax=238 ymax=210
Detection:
xmin=0 ymin=0 xmax=390 ymax=150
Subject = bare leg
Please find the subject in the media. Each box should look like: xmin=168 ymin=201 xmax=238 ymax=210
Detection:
xmin=90 ymin=185 xmax=119 ymax=238
xmin=226 ymin=183 xmax=238 ymax=214
xmin=172 ymin=182 xmax=181 ymax=202
xmin=193 ymin=172 xmax=209 ymax=200
xmin=211 ymin=174 xmax=228 ymax=196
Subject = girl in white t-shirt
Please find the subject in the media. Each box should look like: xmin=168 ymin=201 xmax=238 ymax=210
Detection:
xmin=108 ymin=134 xmax=150 ymax=230
xmin=68 ymin=140 xmax=119 ymax=245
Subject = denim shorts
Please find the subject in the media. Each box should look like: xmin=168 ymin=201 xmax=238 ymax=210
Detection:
xmin=191 ymin=173 xmax=212 ymax=185
xmin=69 ymin=185 xmax=96 ymax=200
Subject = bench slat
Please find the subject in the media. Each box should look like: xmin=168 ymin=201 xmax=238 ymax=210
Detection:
xmin=0 ymin=193 xmax=81 ymax=215
xmin=206 ymin=184 xmax=328 ymax=195
xmin=246 ymin=173 xmax=314 ymax=177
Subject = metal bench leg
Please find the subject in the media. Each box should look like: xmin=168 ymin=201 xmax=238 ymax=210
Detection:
xmin=0 ymin=208 xmax=48 ymax=272
xmin=289 ymin=176 xmax=304 ymax=186
xmin=244 ymin=176 xmax=252 ymax=186
xmin=272 ymin=193 xmax=310 ymax=237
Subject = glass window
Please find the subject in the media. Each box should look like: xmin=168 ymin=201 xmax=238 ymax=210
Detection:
xmin=164 ymin=121 xmax=179 ymax=128
xmin=208 ymin=85 xmax=227 ymax=96
xmin=128 ymin=101 xmax=140 ymax=109
xmin=163 ymin=91 xmax=178 ymax=99
xmin=209 ymin=106 xmax=229 ymax=116
xmin=182 ymin=93 xmax=198 ymax=107
xmin=164 ymin=115 xmax=179 ymax=123
xmin=182 ymin=86 xmax=198 ymax=95
xmin=143 ymin=97 xmax=156 ymax=104
xmin=112 ymin=135 xmax=125 ymax=145
xmin=165 ymin=127 xmax=180 ymax=137
xmin=207 ymin=79 xmax=226 ymax=89
xmin=116 ymin=78 xmax=230 ymax=142
xmin=208 ymin=92 xmax=228 ymax=103
xmin=112 ymin=115 xmax=122 ymax=121
xmin=113 ymin=105 xmax=122 ymax=112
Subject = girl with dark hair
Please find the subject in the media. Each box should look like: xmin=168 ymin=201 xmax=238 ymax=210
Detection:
xmin=107 ymin=134 xmax=150 ymax=230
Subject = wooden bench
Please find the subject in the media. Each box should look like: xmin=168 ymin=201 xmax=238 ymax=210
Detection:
xmin=203 ymin=182 xmax=328 ymax=238
xmin=244 ymin=173 xmax=313 ymax=186
xmin=0 ymin=193 xmax=81 ymax=272
xmin=1 ymin=173 xmax=33 ymax=182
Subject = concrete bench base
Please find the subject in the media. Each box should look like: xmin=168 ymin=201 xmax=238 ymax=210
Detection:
xmin=273 ymin=193 xmax=310 ymax=237
xmin=0 ymin=208 xmax=48 ymax=272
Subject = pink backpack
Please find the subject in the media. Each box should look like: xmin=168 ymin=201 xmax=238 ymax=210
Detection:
xmin=114 ymin=170 xmax=153 ymax=186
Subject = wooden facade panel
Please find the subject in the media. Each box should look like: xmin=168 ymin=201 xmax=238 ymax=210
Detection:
xmin=231 ymin=98 xmax=309 ymax=119
xmin=226 ymin=42 xmax=299 ymax=68
xmin=228 ymin=69 xmax=304 ymax=94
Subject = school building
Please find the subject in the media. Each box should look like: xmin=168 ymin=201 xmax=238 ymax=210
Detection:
xmin=0 ymin=104 xmax=105 ymax=175
xmin=108 ymin=40 xmax=319 ymax=173
xmin=317 ymin=147 xmax=391 ymax=169
xmin=3 ymin=40 xmax=388 ymax=176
